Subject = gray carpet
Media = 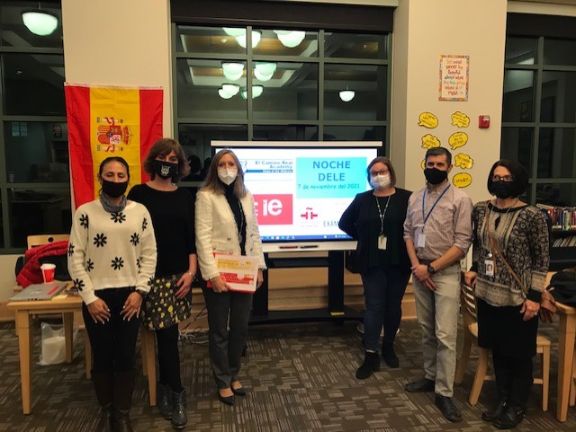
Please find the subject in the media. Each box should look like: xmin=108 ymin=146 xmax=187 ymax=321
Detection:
xmin=0 ymin=318 xmax=575 ymax=431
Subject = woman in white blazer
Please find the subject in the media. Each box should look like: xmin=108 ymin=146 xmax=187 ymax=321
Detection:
xmin=195 ymin=149 xmax=266 ymax=406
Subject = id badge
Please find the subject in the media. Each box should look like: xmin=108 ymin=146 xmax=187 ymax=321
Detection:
xmin=416 ymin=232 xmax=426 ymax=248
xmin=485 ymin=259 xmax=495 ymax=277
xmin=378 ymin=235 xmax=387 ymax=250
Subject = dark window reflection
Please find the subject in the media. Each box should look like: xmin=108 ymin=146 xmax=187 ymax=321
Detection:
xmin=0 ymin=3 xmax=63 ymax=49
xmin=502 ymin=70 xmax=534 ymax=122
xmin=176 ymin=59 xmax=247 ymax=120
xmin=175 ymin=26 xmax=246 ymax=55
xmin=544 ymin=38 xmax=576 ymax=66
xmin=501 ymin=127 xmax=533 ymax=173
xmin=324 ymin=64 xmax=387 ymax=121
xmin=3 ymin=54 xmax=65 ymax=115
xmin=325 ymin=33 xmax=387 ymax=59
xmin=253 ymin=125 xmax=317 ymax=141
xmin=505 ymin=37 xmax=537 ymax=64
xmin=323 ymin=126 xmax=385 ymax=142
xmin=0 ymin=202 xmax=3 ymax=247
xmin=178 ymin=124 xmax=248 ymax=181
xmin=253 ymin=29 xmax=317 ymax=57
xmin=252 ymin=62 xmax=318 ymax=121
xmin=536 ymin=183 xmax=576 ymax=207
xmin=9 ymin=188 xmax=71 ymax=248
xmin=5 ymin=121 xmax=69 ymax=183
xmin=537 ymin=128 xmax=576 ymax=179
xmin=541 ymin=71 xmax=576 ymax=123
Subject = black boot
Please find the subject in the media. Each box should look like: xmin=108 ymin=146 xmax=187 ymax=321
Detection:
xmin=93 ymin=372 xmax=114 ymax=431
xmin=158 ymin=382 xmax=173 ymax=420
xmin=355 ymin=351 xmax=380 ymax=379
xmin=493 ymin=405 xmax=525 ymax=429
xmin=381 ymin=342 xmax=399 ymax=368
xmin=111 ymin=371 xmax=135 ymax=432
xmin=481 ymin=400 xmax=507 ymax=422
xmin=171 ymin=389 xmax=187 ymax=430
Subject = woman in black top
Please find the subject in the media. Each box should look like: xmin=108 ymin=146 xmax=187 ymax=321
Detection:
xmin=339 ymin=156 xmax=412 ymax=379
xmin=128 ymin=138 xmax=196 ymax=430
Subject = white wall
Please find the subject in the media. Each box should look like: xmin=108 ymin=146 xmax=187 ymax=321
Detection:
xmin=391 ymin=0 xmax=507 ymax=203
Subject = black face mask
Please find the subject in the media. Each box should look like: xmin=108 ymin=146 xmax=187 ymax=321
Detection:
xmin=424 ymin=167 xmax=448 ymax=185
xmin=152 ymin=160 xmax=179 ymax=180
xmin=489 ymin=180 xmax=515 ymax=199
xmin=101 ymin=179 xmax=128 ymax=198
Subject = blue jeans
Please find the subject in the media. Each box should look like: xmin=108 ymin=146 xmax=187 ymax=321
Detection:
xmin=361 ymin=266 xmax=410 ymax=352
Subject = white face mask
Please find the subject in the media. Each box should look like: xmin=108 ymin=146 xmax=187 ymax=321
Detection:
xmin=370 ymin=173 xmax=391 ymax=189
xmin=218 ymin=167 xmax=238 ymax=185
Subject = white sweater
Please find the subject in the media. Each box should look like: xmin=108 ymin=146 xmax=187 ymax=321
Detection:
xmin=67 ymin=200 xmax=157 ymax=305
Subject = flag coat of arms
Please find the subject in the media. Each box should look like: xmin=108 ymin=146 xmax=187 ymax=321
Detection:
xmin=65 ymin=85 xmax=163 ymax=208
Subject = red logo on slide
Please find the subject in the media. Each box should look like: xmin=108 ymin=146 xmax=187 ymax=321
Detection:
xmin=253 ymin=194 xmax=293 ymax=225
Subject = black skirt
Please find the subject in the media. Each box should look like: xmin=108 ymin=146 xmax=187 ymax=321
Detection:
xmin=476 ymin=298 xmax=539 ymax=358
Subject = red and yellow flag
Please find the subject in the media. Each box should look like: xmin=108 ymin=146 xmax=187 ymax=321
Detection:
xmin=65 ymin=85 xmax=163 ymax=208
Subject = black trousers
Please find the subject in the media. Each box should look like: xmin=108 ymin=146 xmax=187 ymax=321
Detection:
xmin=492 ymin=351 xmax=534 ymax=409
xmin=82 ymin=288 xmax=140 ymax=374
xmin=156 ymin=324 xmax=183 ymax=392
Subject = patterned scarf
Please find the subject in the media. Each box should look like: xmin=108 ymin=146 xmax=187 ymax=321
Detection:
xmin=99 ymin=192 xmax=127 ymax=213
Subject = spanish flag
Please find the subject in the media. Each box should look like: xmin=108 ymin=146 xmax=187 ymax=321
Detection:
xmin=65 ymin=85 xmax=163 ymax=208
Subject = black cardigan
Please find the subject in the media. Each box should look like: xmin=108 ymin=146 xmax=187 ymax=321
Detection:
xmin=338 ymin=188 xmax=412 ymax=274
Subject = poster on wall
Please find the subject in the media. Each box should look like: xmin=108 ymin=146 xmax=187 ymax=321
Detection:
xmin=439 ymin=55 xmax=469 ymax=101
xmin=65 ymin=84 xmax=163 ymax=208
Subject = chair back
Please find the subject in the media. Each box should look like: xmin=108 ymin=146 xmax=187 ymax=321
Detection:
xmin=27 ymin=234 xmax=69 ymax=250
xmin=461 ymin=283 xmax=478 ymax=327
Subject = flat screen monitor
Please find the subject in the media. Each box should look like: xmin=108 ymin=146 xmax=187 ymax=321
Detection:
xmin=211 ymin=141 xmax=381 ymax=252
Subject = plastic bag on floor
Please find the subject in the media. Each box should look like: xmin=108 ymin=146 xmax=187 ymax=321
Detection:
xmin=39 ymin=322 xmax=65 ymax=365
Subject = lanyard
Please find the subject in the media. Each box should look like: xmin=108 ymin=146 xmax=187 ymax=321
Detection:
xmin=421 ymin=185 xmax=450 ymax=227
xmin=375 ymin=195 xmax=391 ymax=234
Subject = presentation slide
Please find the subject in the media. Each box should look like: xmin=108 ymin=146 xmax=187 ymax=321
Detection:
xmin=217 ymin=145 xmax=378 ymax=243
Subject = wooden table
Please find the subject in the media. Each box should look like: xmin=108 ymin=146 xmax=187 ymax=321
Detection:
xmin=7 ymin=295 xmax=157 ymax=414
xmin=556 ymin=301 xmax=576 ymax=422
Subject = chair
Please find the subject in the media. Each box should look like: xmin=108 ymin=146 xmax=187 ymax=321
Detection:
xmin=27 ymin=234 xmax=70 ymax=249
xmin=455 ymin=283 xmax=551 ymax=411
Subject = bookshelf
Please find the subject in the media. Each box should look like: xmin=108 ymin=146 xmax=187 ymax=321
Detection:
xmin=538 ymin=205 xmax=576 ymax=271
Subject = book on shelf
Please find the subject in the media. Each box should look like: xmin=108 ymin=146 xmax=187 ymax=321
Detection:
xmin=537 ymin=204 xmax=576 ymax=232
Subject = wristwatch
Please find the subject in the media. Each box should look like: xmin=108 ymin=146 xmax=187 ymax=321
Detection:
xmin=427 ymin=264 xmax=437 ymax=275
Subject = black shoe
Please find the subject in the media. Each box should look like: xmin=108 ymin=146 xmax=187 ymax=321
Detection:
xmin=231 ymin=385 xmax=247 ymax=396
xmin=355 ymin=351 xmax=380 ymax=380
xmin=110 ymin=409 xmax=134 ymax=432
xmin=171 ymin=390 xmax=187 ymax=430
xmin=381 ymin=344 xmax=399 ymax=368
xmin=434 ymin=394 xmax=462 ymax=423
xmin=493 ymin=405 xmax=525 ymax=430
xmin=217 ymin=391 xmax=235 ymax=406
xmin=404 ymin=378 xmax=435 ymax=392
xmin=157 ymin=382 xmax=173 ymax=420
xmin=481 ymin=400 xmax=507 ymax=422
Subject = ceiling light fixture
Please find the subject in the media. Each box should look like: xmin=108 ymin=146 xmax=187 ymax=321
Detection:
xmin=254 ymin=62 xmax=277 ymax=82
xmin=236 ymin=30 xmax=261 ymax=49
xmin=241 ymin=85 xmax=264 ymax=99
xmin=222 ymin=27 xmax=246 ymax=37
xmin=274 ymin=30 xmax=306 ymax=48
xmin=22 ymin=9 xmax=58 ymax=36
xmin=218 ymin=83 xmax=240 ymax=99
xmin=339 ymin=90 xmax=355 ymax=102
xmin=221 ymin=62 xmax=244 ymax=81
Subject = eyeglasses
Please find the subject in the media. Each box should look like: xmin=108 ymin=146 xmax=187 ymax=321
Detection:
xmin=492 ymin=175 xmax=513 ymax=182
xmin=370 ymin=170 xmax=388 ymax=176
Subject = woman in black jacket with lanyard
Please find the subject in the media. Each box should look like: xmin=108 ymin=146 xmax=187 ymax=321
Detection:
xmin=339 ymin=156 xmax=412 ymax=379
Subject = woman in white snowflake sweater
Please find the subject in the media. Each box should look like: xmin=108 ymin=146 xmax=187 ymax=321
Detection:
xmin=68 ymin=156 xmax=156 ymax=432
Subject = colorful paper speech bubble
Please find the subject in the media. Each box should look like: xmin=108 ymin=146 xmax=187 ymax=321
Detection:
xmin=451 ymin=111 xmax=470 ymax=128
xmin=418 ymin=112 xmax=439 ymax=129
xmin=421 ymin=134 xmax=441 ymax=149
xmin=448 ymin=132 xmax=469 ymax=150
xmin=454 ymin=153 xmax=474 ymax=170
xmin=452 ymin=172 xmax=472 ymax=188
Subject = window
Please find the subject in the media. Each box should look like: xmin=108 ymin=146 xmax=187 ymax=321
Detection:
xmin=502 ymin=34 xmax=576 ymax=206
xmin=173 ymin=25 xmax=390 ymax=183
xmin=0 ymin=2 xmax=67 ymax=251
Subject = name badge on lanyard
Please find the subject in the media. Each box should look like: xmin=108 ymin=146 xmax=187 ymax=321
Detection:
xmin=378 ymin=234 xmax=387 ymax=250
xmin=418 ymin=185 xmax=450 ymax=248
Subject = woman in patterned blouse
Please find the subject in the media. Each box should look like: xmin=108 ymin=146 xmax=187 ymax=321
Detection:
xmin=464 ymin=159 xmax=549 ymax=430
xmin=68 ymin=156 xmax=157 ymax=432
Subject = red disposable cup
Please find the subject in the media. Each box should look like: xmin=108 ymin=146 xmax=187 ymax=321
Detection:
xmin=41 ymin=263 xmax=56 ymax=283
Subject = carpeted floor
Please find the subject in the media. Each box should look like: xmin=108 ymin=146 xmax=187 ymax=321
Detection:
xmin=0 ymin=317 xmax=575 ymax=431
